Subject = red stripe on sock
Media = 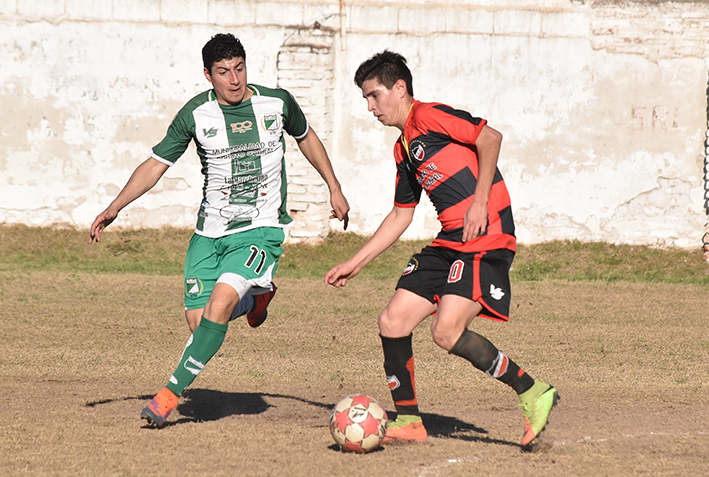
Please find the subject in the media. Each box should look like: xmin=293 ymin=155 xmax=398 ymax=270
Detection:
xmin=499 ymin=354 xmax=509 ymax=376
xmin=406 ymin=356 xmax=416 ymax=392
xmin=395 ymin=399 xmax=418 ymax=406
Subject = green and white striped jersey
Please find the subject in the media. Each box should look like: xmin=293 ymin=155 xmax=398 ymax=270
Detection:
xmin=151 ymin=85 xmax=309 ymax=238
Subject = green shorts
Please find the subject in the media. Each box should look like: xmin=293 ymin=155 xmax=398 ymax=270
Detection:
xmin=183 ymin=227 xmax=285 ymax=310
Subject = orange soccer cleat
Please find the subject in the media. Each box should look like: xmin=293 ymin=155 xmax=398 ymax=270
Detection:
xmin=140 ymin=387 xmax=179 ymax=428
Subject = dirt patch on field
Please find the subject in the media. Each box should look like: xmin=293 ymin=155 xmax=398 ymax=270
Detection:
xmin=1 ymin=271 xmax=708 ymax=476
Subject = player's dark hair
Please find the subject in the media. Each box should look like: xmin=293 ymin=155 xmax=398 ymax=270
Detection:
xmin=202 ymin=33 xmax=246 ymax=73
xmin=354 ymin=50 xmax=414 ymax=96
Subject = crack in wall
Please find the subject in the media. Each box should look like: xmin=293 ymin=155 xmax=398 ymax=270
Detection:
xmin=702 ymin=75 xmax=709 ymax=263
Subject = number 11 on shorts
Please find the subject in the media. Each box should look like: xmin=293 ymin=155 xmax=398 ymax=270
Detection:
xmin=245 ymin=245 xmax=266 ymax=274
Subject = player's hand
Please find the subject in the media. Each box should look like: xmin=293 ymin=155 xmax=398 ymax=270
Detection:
xmin=89 ymin=208 xmax=118 ymax=244
xmin=462 ymin=201 xmax=488 ymax=243
xmin=329 ymin=189 xmax=350 ymax=230
xmin=329 ymin=210 xmax=349 ymax=231
xmin=325 ymin=261 xmax=358 ymax=287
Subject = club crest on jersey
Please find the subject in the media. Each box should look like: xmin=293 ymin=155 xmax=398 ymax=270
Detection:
xmin=261 ymin=114 xmax=280 ymax=135
xmin=402 ymin=258 xmax=418 ymax=276
xmin=230 ymin=121 xmax=253 ymax=134
xmin=409 ymin=140 xmax=425 ymax=162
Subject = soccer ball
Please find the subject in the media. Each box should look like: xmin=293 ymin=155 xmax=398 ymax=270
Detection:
xmin=329 ymin=394 xmax=388 ymax=453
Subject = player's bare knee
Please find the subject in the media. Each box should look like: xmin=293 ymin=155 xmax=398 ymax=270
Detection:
xmin=377 ymin=308 xmax=392 ymax=333
xmin=204 ymin=294 xmax=240 ymax=324
xmin=430 ymin=322 xmax=457 ymax=351
xmin=185 ymin=309 xmax=202 ymax=333
xmin=378 ymin=307 xmax=406 ymax=336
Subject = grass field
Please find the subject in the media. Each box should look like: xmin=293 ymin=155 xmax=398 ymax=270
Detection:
xmin=1 ymin=225 xmax=708 ymax=476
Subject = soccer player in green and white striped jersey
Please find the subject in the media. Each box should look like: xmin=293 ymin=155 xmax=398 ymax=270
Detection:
xmin=89 ymin=34 xmax=349 ymax=428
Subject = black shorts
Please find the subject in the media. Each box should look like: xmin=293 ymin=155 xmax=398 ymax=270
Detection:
xmin=396 ymin=246 xmax=514 ymax=322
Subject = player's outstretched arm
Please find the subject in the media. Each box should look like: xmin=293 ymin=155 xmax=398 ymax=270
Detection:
xmin=296 ymin=127 xmax=350 ymax=230
xmin=325 ymin=205 xmax=414 ymax=287
xmin=89 ymin=157 xmax=169 ymax=243
xmin=462 ymin=125 xmax=503 ymax=243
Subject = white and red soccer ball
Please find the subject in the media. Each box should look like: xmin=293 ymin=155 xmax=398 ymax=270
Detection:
xmin=329 ymin=394 xmax=388 ymax=453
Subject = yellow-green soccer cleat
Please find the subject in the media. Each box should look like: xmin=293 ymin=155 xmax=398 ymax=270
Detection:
xmin=519 ymin=381 xmax=560 ymax=446
xmin=383 ymin=414 xmax=428 ymax=442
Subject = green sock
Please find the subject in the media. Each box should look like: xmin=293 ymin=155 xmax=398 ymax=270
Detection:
xmin=166 ymin=317 xmax=228 ymax=396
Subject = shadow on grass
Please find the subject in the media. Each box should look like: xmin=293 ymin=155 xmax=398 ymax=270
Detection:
xmin=85 ymin=394 xmax=155 ymax=407
xmin=418 ymin=412 xmax=520 ymax=448
xmin=177 ymin=389 xmax=272 ymax=422
xmin=85 ymin=390 xmax=519 ymax=447
xmin=85 ymin=389 xmax=329 ymax=428
xmin=327 ymin=443 xmax=386 ymax=453
xmin=86 ymin=389 xmax=271 ymax=427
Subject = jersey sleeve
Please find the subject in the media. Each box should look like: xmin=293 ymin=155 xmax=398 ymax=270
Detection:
xmin=393 ymin=141 xmax=422 ymax=208
xmin=150 ymin=107 xmax=195 ymax=166
xmin=427 ymin=104 xmax=487 ymax=146
xmin=281 ymin=89 xmax=309 ymax=139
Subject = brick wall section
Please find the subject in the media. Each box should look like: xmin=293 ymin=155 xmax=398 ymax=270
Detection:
xmin=277 ymin=26 xmax=336 ymax=243
xmin=589 ymin=2 xmax=709 ymax=62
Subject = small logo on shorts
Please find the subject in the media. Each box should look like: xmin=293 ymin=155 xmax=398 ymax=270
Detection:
xmin=387 ymin=375 xmax=401 ymax=391
xmin=402 ymin=258 xmax=418 ymax=276
xmin=185 ymin=277 xmax=204 ymax=297
xmin=489 ymin=284 xmax=505 ymax=300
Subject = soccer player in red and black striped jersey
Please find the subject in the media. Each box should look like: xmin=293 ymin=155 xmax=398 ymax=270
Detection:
xmin=325 ymin=50 xmax=559 ymax=447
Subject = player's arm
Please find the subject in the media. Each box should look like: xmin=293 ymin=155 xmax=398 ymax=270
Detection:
xmin=462 ymin=124 xmax=503 ymax=242
xmin=325 ymin=205 xmax=415 ymax=287
xmin=89 ymin=157 xmax=169 ymax=243
xmin=296 ymin=127 xmax=350 ymax=230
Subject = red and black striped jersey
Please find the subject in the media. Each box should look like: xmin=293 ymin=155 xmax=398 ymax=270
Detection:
xmin=393 ymin=100 xmax=516 ymax=253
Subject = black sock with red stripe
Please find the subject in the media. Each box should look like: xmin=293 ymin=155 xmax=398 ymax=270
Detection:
xmin=381 ymin=334 xmax=419 ymax=416
xmin=450 ymin=329 xmax=534 ymax=395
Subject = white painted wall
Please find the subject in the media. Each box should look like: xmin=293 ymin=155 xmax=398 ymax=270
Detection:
xmin=1 ymin=0 xmax=707 ymax=248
